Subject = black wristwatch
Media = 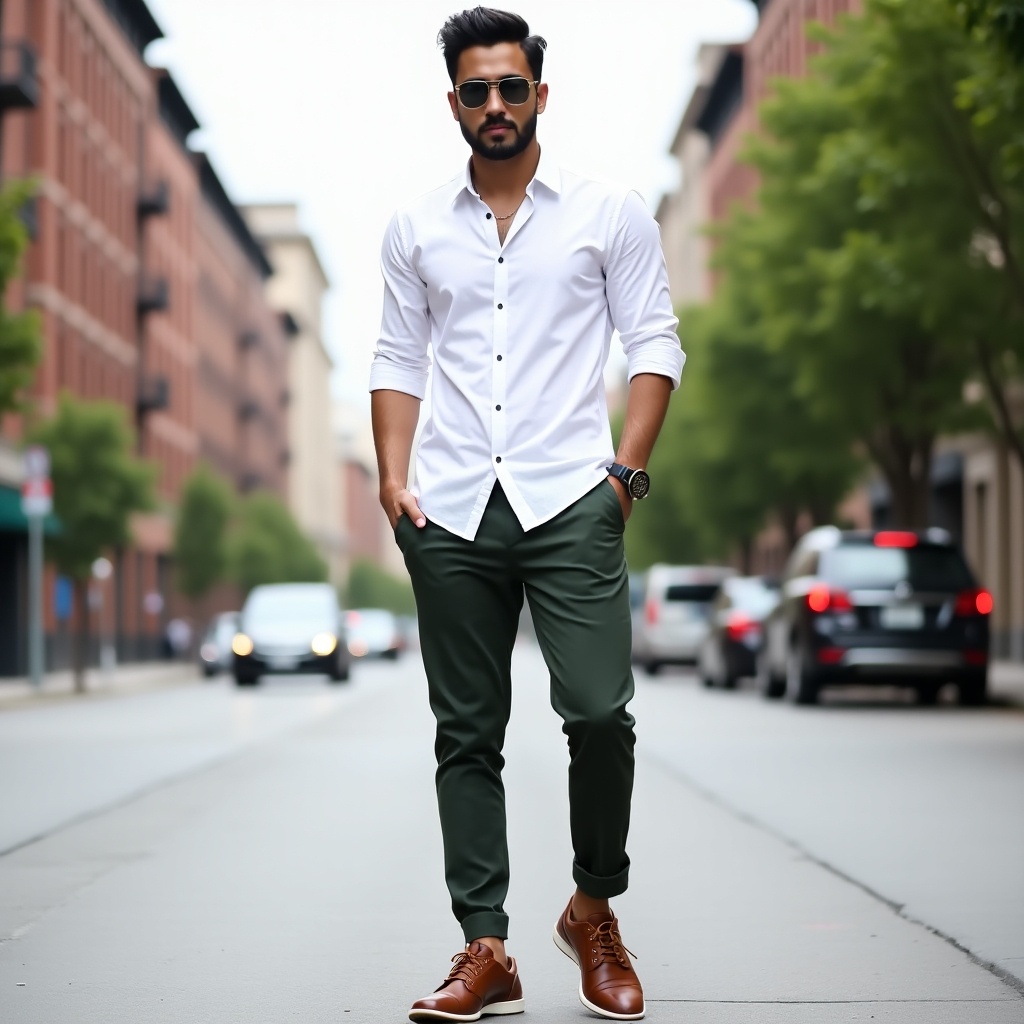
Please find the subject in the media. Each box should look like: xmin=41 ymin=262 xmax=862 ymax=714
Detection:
xmin=606 ymin=463 xmax=651 ymax=500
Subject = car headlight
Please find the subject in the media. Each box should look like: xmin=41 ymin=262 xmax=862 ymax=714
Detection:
xmin=311 ymin=632 xmax=337 ymax=656
xmin=232 ymin=633 xmax=254 ymax=657
xmin=200 ymin=643 xmax=218 ymax=661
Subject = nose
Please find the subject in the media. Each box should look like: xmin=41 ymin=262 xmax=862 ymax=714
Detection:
xmin=484 ymin=83 xmax=507 ymax=117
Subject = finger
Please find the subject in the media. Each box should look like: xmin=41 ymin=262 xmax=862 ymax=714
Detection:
xmin=401 ymin=498 xmax=427 ymax=528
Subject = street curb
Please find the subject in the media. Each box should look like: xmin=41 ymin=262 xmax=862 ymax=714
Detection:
xmin=0 ymin=662 xmax=201 ymax=712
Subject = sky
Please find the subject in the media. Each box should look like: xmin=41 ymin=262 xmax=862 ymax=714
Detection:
xmin=145 ymin=0 xmax=757 ymax=411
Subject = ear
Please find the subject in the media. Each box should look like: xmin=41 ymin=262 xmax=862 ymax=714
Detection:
xmin=447 ymin=91 xmax=459 ymax=121
xmin=536 ymin=82 xmax=549 ymax=115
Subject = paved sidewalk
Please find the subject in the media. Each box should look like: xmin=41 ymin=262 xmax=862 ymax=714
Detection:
xmin=0 ymin=660 xmax=200 ymax=711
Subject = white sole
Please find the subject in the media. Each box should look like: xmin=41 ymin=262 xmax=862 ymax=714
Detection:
xmin=552 ymin=927 xmax=646 ymax=1021
xmin=409 ymin=997 xmax=525 ymax=1022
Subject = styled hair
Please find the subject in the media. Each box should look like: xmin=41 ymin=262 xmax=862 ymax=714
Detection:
xmin=438 ymin=7 xmax=547 ymax=85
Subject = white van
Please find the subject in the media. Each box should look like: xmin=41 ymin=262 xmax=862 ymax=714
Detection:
xmin=632 ymin=564 xmax=737 ymax=675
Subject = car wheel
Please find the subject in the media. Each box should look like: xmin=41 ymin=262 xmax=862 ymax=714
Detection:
xmin=917 ymin=682 xmax=941 ymax=705
xmin=234 ymin=672 xmax=259 ymax=687
xmin=721 ymin=655 xmax=739 ymax=690
xmin=786 ymin=644 xmax=820 ymax=705
xmin=329 ymin=659 xmax=351 ymax=684
xmin=758 ymin=650 xmax=786 ymax=700
xmin=958 ymin=669 xmax=988 ymax=707
xmin=643 ymin=661 xmax=661 ymax=677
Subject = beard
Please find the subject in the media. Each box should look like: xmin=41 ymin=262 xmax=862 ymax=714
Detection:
xmin=460 ymin=106 xmax=538 ymax=161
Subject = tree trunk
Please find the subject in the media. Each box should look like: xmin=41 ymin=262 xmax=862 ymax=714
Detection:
xmin=738 ymin=536 xmax=753 ymax=575
xmin=779 ymin=505 xmax=800 ymax=554
xmin=867 ymin=430 xmax=934 ymax=530
xmin=72 ymin=577 xmax=89 ymax=694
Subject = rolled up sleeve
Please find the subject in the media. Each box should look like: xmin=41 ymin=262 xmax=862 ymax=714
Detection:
xmin=605 ymin=190 xmax=685 ymax=389
xmin=369 ymin=212 xmax=431 ymax=399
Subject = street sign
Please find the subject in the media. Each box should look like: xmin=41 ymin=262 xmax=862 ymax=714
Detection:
xmin=24 ymin=445 xmax=50 ymax=480
xmin=20 ymin=477 xmax=52 ymax=518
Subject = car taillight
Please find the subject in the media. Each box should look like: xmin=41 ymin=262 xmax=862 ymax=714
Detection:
xmin=725 ymin=613 xmax=759 ymax=642
xmin=806 ymin=584 xmax=853 ymax=613
xmin=645 ymin=599 xmax=659 ymax=625
xmin=954 ymin=589 xmax=993 ymax=616
xmin=874 ymin=531 xmax=918 ymax=548
xmin=817 ymin=647 xmax=845 ymax=665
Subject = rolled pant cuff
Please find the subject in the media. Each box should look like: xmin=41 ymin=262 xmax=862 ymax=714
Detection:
xmin=461 ymin=911 xmax=510 ymax=943
xmin=573 ymin=861 xmax=629 ymax=899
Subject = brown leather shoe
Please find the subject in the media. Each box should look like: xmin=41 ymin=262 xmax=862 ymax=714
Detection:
xmin=553 ymin=899 xmax=645 ymax=1020
xmin=409 ymin=941 xmax=525 ymax=1022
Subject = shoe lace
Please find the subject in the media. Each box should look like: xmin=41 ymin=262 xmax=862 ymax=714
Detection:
xmin=444 ymin=948 xmax=489 ymax=986
xmin=590 ymin=920 xmax=637 ymax=970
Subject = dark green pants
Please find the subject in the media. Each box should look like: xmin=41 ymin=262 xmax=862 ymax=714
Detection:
xmin=395 ymin=481 xmax=636 ymax=943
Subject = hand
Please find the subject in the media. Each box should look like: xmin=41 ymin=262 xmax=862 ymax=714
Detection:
xmin=607 ymin=475 xmax=632 ymax=524
xmin=381 ymin=485 xmax=426 ymax=530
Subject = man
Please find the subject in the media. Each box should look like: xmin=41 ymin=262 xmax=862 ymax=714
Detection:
xmin=369 ymin=8 xmax=683 ymax=1021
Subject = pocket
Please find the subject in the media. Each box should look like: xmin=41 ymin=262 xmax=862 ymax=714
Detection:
xmin=602 ymin=479 xmax=626 ymax=528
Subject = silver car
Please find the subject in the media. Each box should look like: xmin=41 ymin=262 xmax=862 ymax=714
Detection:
xmin=632 ymin=564 xmax=737 ymax=675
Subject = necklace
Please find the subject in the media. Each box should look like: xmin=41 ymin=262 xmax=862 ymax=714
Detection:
xmin=492 ymin=197 xmax=526 ymax=221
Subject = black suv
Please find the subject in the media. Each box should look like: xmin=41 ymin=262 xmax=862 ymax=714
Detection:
xmin=759 ymin=528 xmax=991 ymax=705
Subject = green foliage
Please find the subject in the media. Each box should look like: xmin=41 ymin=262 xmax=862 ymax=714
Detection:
xmin=173 ymin=463 xmax=234 ymax=600
xmin=955 ymin=0 xmax=1024 ymax=61
xmin=29 ymin=394 xmax=155 ymax=579
xmin=227 ymin=491 xmax=327 ymax=595
xmin=344 ymin=558 xmax=417 ymax=616
xmin=710 ymin=0 xmax=1019 ymax=526
xmin=0 ymin=179 xmax=42 ymax=414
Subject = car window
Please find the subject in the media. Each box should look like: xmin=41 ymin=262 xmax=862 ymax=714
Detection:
xmin=246 ymin=588 xmax=335 ymax=627
xmin=664 ymin=585 xmax=721 ymax=603
xmin=820 ymin=546 xmax=974 ymax=590
xmin=725 ymin=581 xmax=779 ymax=616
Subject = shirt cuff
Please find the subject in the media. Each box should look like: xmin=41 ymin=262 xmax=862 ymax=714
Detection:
xmin=368 ymin=360 xmax=429 ymax=400
xmin=626 ymin=340 xmax=686 ymax=390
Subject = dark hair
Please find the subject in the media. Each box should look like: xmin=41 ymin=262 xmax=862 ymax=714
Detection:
xmin=438 ymin=7 xmax=547 ymax=85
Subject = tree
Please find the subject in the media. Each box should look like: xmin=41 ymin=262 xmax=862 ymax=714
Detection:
xmin=227 ymin=492 xmax=327 ymax=595
xmin=30 ymin=394 xmax=155 ymax=691
xmin=954 ymin=0 xmax=1024 ymax=61
xmin=713 ymin=2 xmax=992 ymax=527
xmin=173 ymin=463 xmax=234 ymax=615
xmin=344 ymin=559 xmax=416 ymax=616
xmin=0 ymin=179 xmax=42 ymax=414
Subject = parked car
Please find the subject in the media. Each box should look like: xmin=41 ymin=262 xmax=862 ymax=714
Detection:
xmin=198 ymin=611 xmax=240 ymax=677
xmin=632 ymin=564 xmax=737 ymax=675
xmin=232 ymin=583 xmax=351 ymax=686
xmin=758 ymin=527 xmax=992 ymax=705
xmin=345 ymin=608 xmax=404 ymax=660
xmin=698 ymin=576 xmax=780 ymax=689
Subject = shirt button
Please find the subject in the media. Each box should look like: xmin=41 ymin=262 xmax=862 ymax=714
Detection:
xmin=497 ymin=303 xmax=503 ymax=309
xmin=496 ymin=355 xmax=502 ymax=361
xmin=495 ymin=456 xmax=502 ymax=463
xmin=495 ymin=404 xmax=501 ymax=411
xmin=498 ymin=256 xmax=504 ymax=263
xmin=486 ymin=212 xmax=492 ymax=219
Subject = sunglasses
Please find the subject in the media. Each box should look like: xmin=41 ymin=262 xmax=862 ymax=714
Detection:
xmin=455 ymin=77 xmax=538 ymax=109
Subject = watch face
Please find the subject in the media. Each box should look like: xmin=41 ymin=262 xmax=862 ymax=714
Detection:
xmin=628 ymin=469 xmax=651 ymax=500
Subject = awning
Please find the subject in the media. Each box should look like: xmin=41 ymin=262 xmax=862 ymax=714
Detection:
xmin=0 ymin=486 xmax=60 ymax=536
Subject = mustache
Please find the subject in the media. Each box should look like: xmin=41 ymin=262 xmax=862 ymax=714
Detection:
xmin=480 ymin=116 xmax=517 ymax=132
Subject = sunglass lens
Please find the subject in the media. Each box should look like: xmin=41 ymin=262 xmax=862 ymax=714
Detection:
xmin=499 ymin=78 xmax=531 ymax=104
xmin=459 ymin=81 xmax=489 ymax=108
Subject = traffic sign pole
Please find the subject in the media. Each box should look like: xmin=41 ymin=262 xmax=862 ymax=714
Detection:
xmin=28 ymin=511 xmax=43 ymax=688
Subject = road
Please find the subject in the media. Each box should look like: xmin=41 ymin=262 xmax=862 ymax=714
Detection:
xmin=0 ymin=644 xmax=1022 ymax=1022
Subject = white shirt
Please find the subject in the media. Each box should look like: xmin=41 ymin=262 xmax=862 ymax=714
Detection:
xmin=369 ymin=151 xmax=685 ymax=541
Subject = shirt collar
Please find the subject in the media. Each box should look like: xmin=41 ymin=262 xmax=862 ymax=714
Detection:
xmin=451 ymin=147 xmax=562 ymax=207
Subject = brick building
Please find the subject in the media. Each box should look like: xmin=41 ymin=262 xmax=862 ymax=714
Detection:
xmin=0 ymin=0 xmax=292 ymax=675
